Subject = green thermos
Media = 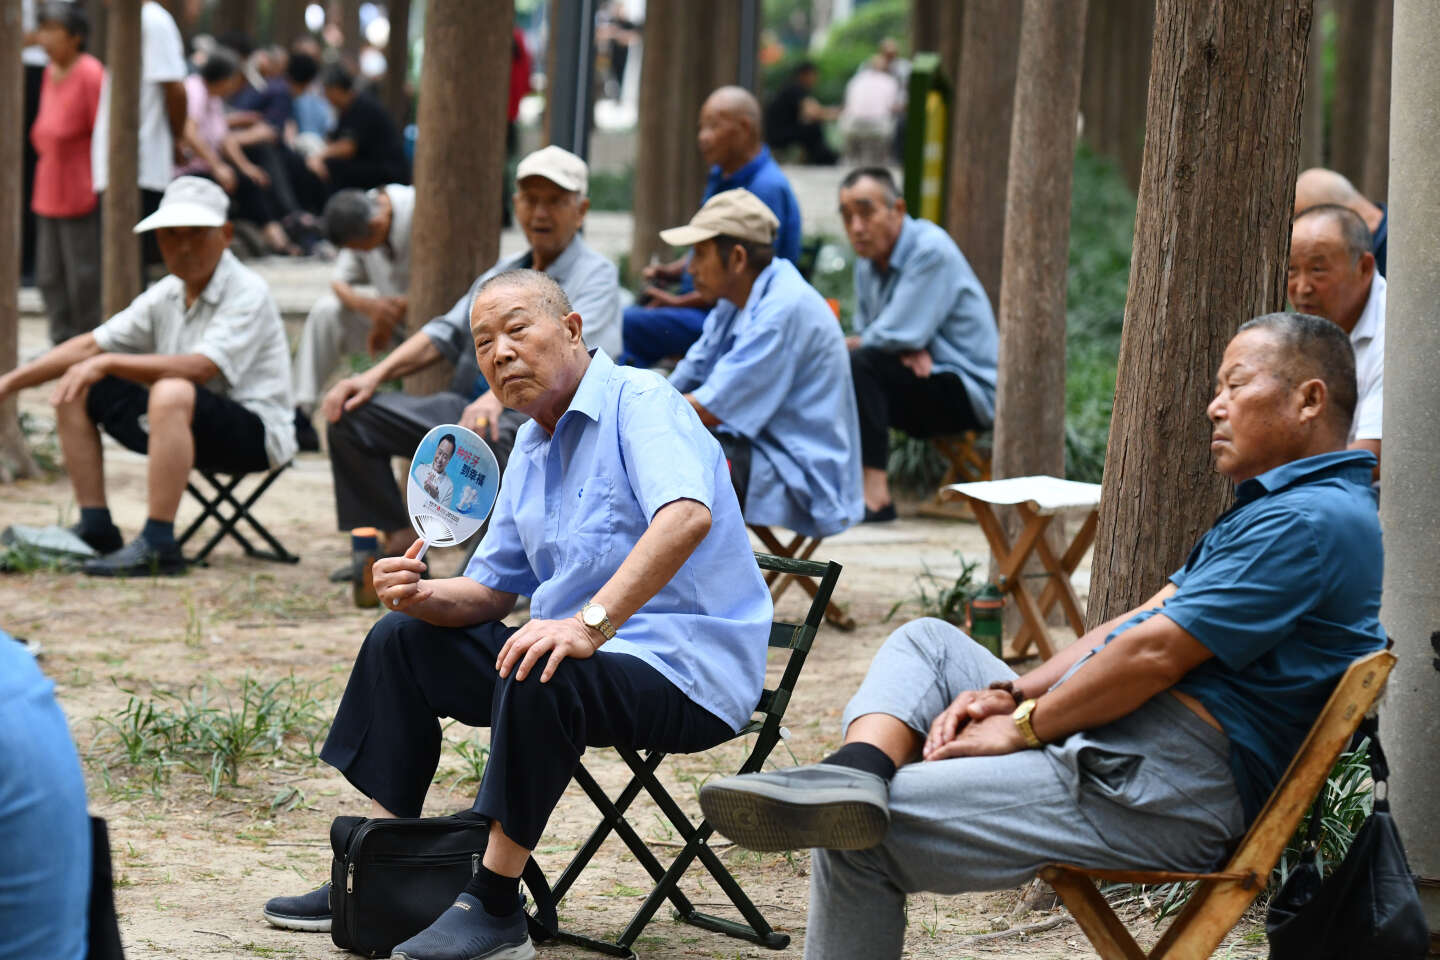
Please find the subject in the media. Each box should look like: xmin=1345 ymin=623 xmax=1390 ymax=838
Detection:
xmin=969 ymin=584 xmax=1004 ymax=658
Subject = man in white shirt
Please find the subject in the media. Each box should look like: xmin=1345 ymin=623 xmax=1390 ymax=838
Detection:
xmin=291 ymin=183 xmax=415 ymax=450
xmin=1287 ymin=203 xmax=1384 ymax=478
xmin=91 ymin=0 xmax=187 ymax=270
xmin=0 ymin=178 xmax=297 ymax=577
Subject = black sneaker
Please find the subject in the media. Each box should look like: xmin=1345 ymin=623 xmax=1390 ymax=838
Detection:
xmin=82 ymin=537 xmax=188 ymax=577
xmin=263 ymin=881 xmax=332 ymax=932
xmin=69 ymin=522 xmax=124 ymax=555
xmin=391 ymin=892 xmax=533 ymax=960
xmin=863 ymin=503 xmax=897 ymax=524
xmin=295 ymin=407 xmax=321 ymax=453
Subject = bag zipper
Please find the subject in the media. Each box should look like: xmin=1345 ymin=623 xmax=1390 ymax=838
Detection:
xmin=343 ymin=846 xmax=484 ymax=893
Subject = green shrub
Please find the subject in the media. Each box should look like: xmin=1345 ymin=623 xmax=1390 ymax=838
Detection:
xmin=762 ymin=0 xmax=910 ymax=106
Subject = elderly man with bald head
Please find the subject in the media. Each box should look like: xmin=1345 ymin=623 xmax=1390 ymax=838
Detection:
xmin=1294 ymin=167 xmax=1387 ymax=276
xmin=263 ymin=270 xmax=774 ymax=960
xmin=619 ymin=85 xmax=803 ymax=368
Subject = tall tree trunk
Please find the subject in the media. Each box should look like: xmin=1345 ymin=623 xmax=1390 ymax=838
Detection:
xmin=212 ymin=0 xmax=260 ymax=38
xmin=270 ymin=0 xmax=311 ymax=46
xmin=1079 ymin=0 xmax=1110 ymax=150
xmin=380 ymin=0 xmax=412 ymax=125
xmin=0 ymin=0 xmax=35 ymax=481
xmin=1299 ymin=0 xmax=1328 ymax=169
xmin=909 ymin=0 xmax=963 ymax=73
xmin=1360 ymin=0 xmax=1392 ymax=202
xmin=1380 ymin=0 xmax=1440 ymax=928
xmin=993 ymin=0 xmax=1087 ymax=482
xmin=946 ymin=0 xmax=1021 ymax=311
xmin=337 ymin=0 xmax=362 ymax=57
xmin=102 ymin=1 xmax=142 ymax=320
xmin=1116 ymin=0 xmax=1155 ymax=189
xmin=1330 ymin=0 xmax=1373 ymax=183
xmin=403 ymin=0 xmax=511 ymax=396
xmin=1087 ymin=0 xmax=1313 ymax=624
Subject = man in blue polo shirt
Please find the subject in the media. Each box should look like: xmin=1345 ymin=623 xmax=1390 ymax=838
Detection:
xmin=663 ymin=189 xmax=863 ymax=539
xmin=838 ymin=167 xmax=998 ymax=522
xmin=263 ymin=270 xmax=773 ymax=960
xmin=619 ymin=86 xmax=803 ymax=369
xmin=701 ymin=313 xmax=1385 ymax=960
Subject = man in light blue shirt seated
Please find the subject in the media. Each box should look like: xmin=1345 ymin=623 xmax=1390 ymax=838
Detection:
xmin=663 ymin=189 xmax=863 ymax=540
xmin=263 ymin=270 xmax=773 ymax=960
xmin=839 ymin=167 xmax=998 ymax=522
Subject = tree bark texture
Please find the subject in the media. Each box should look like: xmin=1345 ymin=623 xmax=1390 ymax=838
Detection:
xmin=1360 ymin=0 xmax=1392 ymax=202
xmin=1080 ymin=0 xmax=1154 ymax=189
xmin=0 ymin=0 xmax=35 ymax=481
xmin=1299 ymin=0 xmax=1328 ymax=169
xmin=269 ymin=0 xmax=311 ymax=46
xmin=993 ymin=0 xmax=1087 ymax=482
xmin=403 ymin=0 xmax=512 ymax=396
xmin=946 ymin=0 xmax=1020 ymax=311
xmin=211 ymin=0 xmax=260 ymax=38
xmin=909 ymin=0 xmax=963 ymax=76
xmin=337 ymin=0 xmax=362 ymax=56
xmin=102 ymin=0 xmax=142 ymax=320
xmin=629 ymin=2 xmax=742 ymax=271
xmin=1087 ymin=0 xmax=1313 ymax=625
xmin=380 ymin=0 xmax=412 ymax=125
xmin=1329 ymin=0 xmax=1374 ymax=184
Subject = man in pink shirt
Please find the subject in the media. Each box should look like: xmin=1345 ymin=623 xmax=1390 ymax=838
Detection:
xmin=30 ymin=2 xmax=104 ymax=345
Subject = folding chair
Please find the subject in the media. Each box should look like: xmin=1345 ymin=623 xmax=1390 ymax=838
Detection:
xmin=748 ymin=524 xmax=855 ymax=629
xmin=915 ymin=431 xmax=991 ymax=521
xmin=177 ymin=464 xmax=300 ymax=565
xmin=1040 ymin=649 xmax=1396 ymax=959
xmin=538 ymin=552 xmax=843 ymax=959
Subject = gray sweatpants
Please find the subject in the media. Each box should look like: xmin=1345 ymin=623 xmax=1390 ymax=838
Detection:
xmin=804 ymin=618 xmax=1245 ymax=960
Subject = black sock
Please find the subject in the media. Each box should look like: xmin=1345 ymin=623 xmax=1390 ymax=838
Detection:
xmin=140 ymin=518 xmax=176 ymax=550
xmin=462 ymin=864 xmax=521 ymax=917
xmin=79 ymin=506 xmax=116 ymax=535
xmin=820 ymin=742 xmax=897 ymax=782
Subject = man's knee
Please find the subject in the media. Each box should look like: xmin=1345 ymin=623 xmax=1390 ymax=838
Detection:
xmin=148 ymin=377 xmax=197 ymax=417
xmin=885 ymin=616 xmax=967 ymax=664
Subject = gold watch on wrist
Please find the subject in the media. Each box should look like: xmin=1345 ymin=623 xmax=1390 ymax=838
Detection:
xmin=579 ymin=601 xmax=616 ymax=641
xmin=1012 ymin=698 xmax=1044 ymax=749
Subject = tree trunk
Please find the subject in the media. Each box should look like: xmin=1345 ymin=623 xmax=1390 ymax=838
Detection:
xmin=211 ymin=0 xmax=260 ymax=38
xmin=337 ymin=0 xmax=362 ymax=57
xmin=1330 ymin=0 xmax=1374 ymax=183
xmin=270 ymin=0 xmax=311 ymax=46
xmin=380 ymin=0 xmax=412 ymax=125
xmin=403 ymin=0 xmax=511 ymax=396
xmin=1116 ymin=0 xmax=1155 ymax=189
xmin=0 ymin=0 xmax=35 ymax=481
xmin=102 ymin=0 xmax=142 ymax=320
xmin=1299 ymin=0 xmax=1328 ymax=169
xmin=1360 ymin=0 xmax=1392 ymax=202
xmin=946 ymin=0 xmax=1021 ymax=311
xmin=993 ymin=0 xmax=1087 ymax=482
xmin=1380 ymin=0 xmax=1440 ymax=928
xmin=1087 ymin=0 xmax=1313 ymax=625
xmin=910 ymin=0 xmax=963 ymax=73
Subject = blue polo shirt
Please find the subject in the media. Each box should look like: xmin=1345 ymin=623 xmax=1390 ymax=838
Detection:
xmin=675 ymin=147 xmax=803 ymax=295
xmin=669 ymin=259 xmax=864 ymax=539
xmin=1105 ymin=450 xmax=1384 ymax=822
xmin=464 ymin=349 xmax=774 ymax=731
xmin=853 ymin=216 xmax=999 ymax=426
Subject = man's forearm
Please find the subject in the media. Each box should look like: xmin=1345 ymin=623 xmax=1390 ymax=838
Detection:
xmin=332 ymin=280 xmax=377 ymax=315
xmin=363 ymin=330 xmax=444 ymax=383
xmin=407 ymin=575 xmax=517 ymax=628
xmin=321 ymin=137 xmax=357 ymax=161
xmin=1014 ymin=584 xmax=1177 ymax=700
xmin=103 ymin=353 xmax=220 ymax=385
xmin=590 ymin=498 xmax=711 ymax=629
xmin=0 ymin=334 xmax=100 ymax=395
xmin=684 ymin=394 xmax=721 ymax=428
xmin=163 ymin=82 xmax=187 ymax=144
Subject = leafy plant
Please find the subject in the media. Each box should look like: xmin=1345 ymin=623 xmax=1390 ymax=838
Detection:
xmin=885 ymin=551 xmax=981 ymax=627
xmin=441 ymin=726 xmax=491 ymax=789
xmin=886 ymin=431 xmax=949 ymax=497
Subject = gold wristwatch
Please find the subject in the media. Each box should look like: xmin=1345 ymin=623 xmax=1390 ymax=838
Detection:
xmin=579 ymin=601 xmax=616 ymax=641
xmin=1012 ymin=698 xmax=1043 ymax=749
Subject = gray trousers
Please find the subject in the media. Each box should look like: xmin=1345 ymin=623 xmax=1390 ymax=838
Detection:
xmin=805 ymin=618 xmax=1245 ymax=960
xmin=327 ymin=390 xmax=525 ymax=535
xmin=292 ymin=293 xmax=404 ymax=411
xmin=35 ymin=210 xmax=101 ymax=345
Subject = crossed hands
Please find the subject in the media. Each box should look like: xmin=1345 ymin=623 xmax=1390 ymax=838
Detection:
xmin=921 ymin=687 xmax=1027 ymax=761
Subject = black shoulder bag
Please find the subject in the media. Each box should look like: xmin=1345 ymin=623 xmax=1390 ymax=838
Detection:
xmin=1266 ymin=716 xmax=1429 ymax=960
xmin=329 ymin=812 xmax=558 ymax=958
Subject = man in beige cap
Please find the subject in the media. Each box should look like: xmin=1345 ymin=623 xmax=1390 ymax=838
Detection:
xmin=664 ymin=188 xmax=863 ymax=540
xmin=317 ymin=145 xmax=620 ymax=571
xmin=0 ymin=175 xmax=296 ymax=576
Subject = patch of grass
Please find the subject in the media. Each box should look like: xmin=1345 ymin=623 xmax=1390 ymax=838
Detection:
xmin=439 ymin=724 xmax=490 ymax=790
xmin=885 ymin=551 xmax=981 ymax=628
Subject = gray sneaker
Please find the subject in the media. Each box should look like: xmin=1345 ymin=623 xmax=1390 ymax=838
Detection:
xmin=700 ymin=764 xmax=890 ymax=851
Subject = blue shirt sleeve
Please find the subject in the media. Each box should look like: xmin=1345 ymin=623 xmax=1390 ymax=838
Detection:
xmin=857 ymin=244 xmax=960 ymax=353
xmin=617 ymin=383 xmax=720 ymax=520
xmin=691 ymin=303 xmax=794 ymax=440
xmin=1158 ymin=506 xmax=1323 ymax=671
xmin=464 ymin=455 xmax=542 ymax=596
xmin=773 ymin=187 xmax=802 ymax=264
xmin=668 ymin=303 xmax=729 ymax=393
xmin=420 ymin=274 xmax=484 ymax=365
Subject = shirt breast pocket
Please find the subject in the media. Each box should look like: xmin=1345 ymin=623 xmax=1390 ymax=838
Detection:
xmin=564 ymin=476 xmax=615 ymax=568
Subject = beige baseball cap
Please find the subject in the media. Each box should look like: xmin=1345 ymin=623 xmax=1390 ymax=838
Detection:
xmin=659 ymin=188 xmax=779 ymax=247
xmin=515 ymin=145 xmax=589 ymax=195
xmin=133 ymin=176 xmax=230 ymax=233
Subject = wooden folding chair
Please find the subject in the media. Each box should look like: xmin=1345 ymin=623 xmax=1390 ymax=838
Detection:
xmin=538 ymin=553 xmax=843 ymax=959
xmin=177 ymin=464 xmax=300 ymax=565
xmin=747 ymin=524 xmax=855 ymax=629
xmin=1041 ymin=649 xmax=1396 ymax=960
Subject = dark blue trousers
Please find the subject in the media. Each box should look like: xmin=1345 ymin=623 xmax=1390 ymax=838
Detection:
xmin=617 ymin=304 xmax=708 ymax=367
xmin=320 ymin=613 xmax=734 ymax=850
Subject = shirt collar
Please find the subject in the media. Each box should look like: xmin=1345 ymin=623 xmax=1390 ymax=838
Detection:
xmin=1351 ymin=272 xmax=1385 ymax=345
xmin=511 ymin=234 xmax=586 ymax=282
xmin=177 ymin=249 xmax=237 ymax=311
xmin=1234 ymin=449 xmax=1377 ymax=503
xmin=877 ymin=216 xmax=918 ymax=275
xmin=710 ymin=146 xmax=772 ymax=189
xmin=517 ymin=347 xmax=613 ymax=454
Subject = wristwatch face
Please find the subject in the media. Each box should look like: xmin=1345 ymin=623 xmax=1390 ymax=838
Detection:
xmin=582 ymin=603 xmax=605 ymax=628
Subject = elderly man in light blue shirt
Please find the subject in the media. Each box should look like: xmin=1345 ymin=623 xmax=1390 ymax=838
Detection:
xmin=839 ymin=167 xmax=998 ymax=522
xmin=664 ymin=189 xmax=863 ymax=540
xmin=264 ymin=270 xmax=772 ymax=960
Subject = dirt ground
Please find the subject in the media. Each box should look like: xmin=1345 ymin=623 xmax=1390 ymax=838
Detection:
xmin=1 ymin=353 xmax=1268 ymax=959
